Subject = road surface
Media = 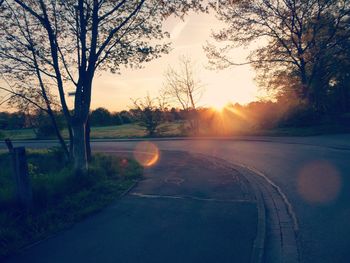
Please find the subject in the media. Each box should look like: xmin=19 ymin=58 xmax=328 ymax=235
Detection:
xmin=2 ymin=135 xmax=350 ymax=262
xmin=5 ymin=151 xmax=258 ymax=263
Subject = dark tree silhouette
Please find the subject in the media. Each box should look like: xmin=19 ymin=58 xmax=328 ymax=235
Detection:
xmin=206 ymin=0 xmax=350 ymax=112
xmin=131 ymin=95 xmax=163 ymax=136
xmin=0 ymin=0 xmax=200 ymax=173
xmin=90 ymin=107 xmax=111 ymax=126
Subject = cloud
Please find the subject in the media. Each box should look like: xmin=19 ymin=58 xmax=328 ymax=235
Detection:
xmin=170 ymin=19 xmax=189 ymax=40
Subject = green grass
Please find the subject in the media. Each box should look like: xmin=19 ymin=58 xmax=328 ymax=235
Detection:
xmin=1 ymin=121 xmax=349 ymax=141
xmin=0 ymin=122 xmax=185 ymax=140
xmin=0 ymin=150 xmax=143 ymax=259
xmin=90 ymin=123 xmax=146 ymax=138
xmin=0 ymin=128 xmax=36 ymax=140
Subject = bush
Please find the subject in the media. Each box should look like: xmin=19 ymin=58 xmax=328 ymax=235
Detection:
xmin=119 ymin=110 xmax=133 ymax=124
xmin=0 ymin=150 xmax=142 ymax=258
xmin=33 ymin=111 xmax=65 ymax=139
xmin=0 ymin=112 xmax=26 ymax=130
xmin=36 ymin=120 xmax=63 ymax=139
xmin=36 ymin=124 xmax=58 ymax=138
xmin=279 ymin=104 xmax=321 ymax=127
xmin=90 ymin=107 xmax=112 ymax=126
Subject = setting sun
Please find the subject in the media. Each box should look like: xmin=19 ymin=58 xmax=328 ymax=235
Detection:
xmin=212 ymin=106 xmax=223 ymax=113
xmin=211 ymin=103 xmax=228 ymax=112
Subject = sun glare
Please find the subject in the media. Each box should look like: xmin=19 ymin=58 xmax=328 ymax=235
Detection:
xmin=211 ymin=102 xmax=229 ymax=112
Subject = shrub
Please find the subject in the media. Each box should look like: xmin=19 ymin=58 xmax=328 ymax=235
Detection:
xmin=90 ymin=107 xmax=112 ymax=126
xmin=33 ymin=111 xmax=64 ymax=139
xmin=0 ymin=150 xmax=142 ymax=259
xmin=279 ymin=104 xmax=321 ymax=127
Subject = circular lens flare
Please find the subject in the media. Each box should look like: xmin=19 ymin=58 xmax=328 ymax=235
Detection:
xmin=133 ymin=141 xmax=160 ymax=167
xmin=297 ymin=161 xmax=342 ymax=204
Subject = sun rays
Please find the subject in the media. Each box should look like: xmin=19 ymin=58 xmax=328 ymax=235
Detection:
xmin=199 ymin=104 xmax=249 ymax=136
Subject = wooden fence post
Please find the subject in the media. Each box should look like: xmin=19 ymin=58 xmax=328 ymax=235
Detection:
xmin=5 ymin=139 xmax=33 ymax=211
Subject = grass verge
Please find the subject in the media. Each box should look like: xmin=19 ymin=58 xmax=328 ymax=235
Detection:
xmin=1 ymin=121 xmax=349 ymax=141
xmin=0 ymin=149 xmax=143 ymax=259
xmin=0 ymin=122 xmax=185 ymax=140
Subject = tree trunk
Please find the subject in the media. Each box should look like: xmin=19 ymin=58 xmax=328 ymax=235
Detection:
xmin=299 ymin=62 xmax=309 ymax=100
xmin=72 ymin=122 xmax=88 ymax=173
xmin=47 ymin=110 xmax=70 ymax=161
xmin=67 ymin=122 xmax=74 ymax=161
xmin=85 ymin=117 xmax=91 ymax=162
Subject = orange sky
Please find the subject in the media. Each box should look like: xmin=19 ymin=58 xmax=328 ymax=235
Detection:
xmin=0 ymin=12 xmax=262 ymax=112
xmin=89 ymin=12 xmax=261 ymax=112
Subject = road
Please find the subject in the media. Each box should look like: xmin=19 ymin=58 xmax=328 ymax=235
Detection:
xmin=2 ymin=135 xmax=350 ymax=262
xmin=4 ymin=151 xmax=257 ymax=263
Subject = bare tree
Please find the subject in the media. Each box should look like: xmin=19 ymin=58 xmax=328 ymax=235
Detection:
xmin=162 ymin=56 xmax=203 ymax=110
xmin=162 ymin=56 xmax=204 ymax=133
xmin=0 ymin=0 xmax=199 ymax=173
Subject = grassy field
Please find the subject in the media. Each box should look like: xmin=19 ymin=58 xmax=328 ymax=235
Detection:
xmin=0 ymin=149 xmax=143 ymax=259
xmin=0 ymin=122 xmax=184 ymax=140
xmin=0 ymin=128 xmax=36 ymax=140
xmin=0 ymin=121 xmax=349 ymax=141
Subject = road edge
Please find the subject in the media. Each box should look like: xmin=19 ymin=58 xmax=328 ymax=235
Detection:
xmin=199 ymin=154 xmax=300 ymax=263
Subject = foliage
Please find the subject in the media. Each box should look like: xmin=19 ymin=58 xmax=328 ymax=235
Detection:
xmin=278 ymin=104 xmax=322 ymax=127
xmin=89 ymin=108 xmax=125 ymax=127
xmin=0 ymin=0 xmax=200 ymax=171
xmin=31 ymin=110 xmax=65 ymax=139
xmin=131 ymin=95 xmax=164 ymax=136
xmin=0 ymin=150 xmax=142 ymax=259
xmin=206 ymin=0 xmax=350 ymax=113
xmin=119 ymin=110 xmax=133 ymax=124
xmin=110 ymin=112 xmax=123 ymax=126
xmin=90 ymin=107 xmax=112 ymax=127
xmin=0 ymin=112 xmax=26 ymax=130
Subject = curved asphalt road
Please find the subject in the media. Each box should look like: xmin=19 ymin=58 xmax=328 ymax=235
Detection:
xmin=2 ymin=135 xmax=350 ymax=263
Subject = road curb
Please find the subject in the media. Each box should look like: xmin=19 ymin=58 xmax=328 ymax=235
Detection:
xmin=120 ymin=179 xmax=140 ymax=198
xmin=111 ymin=148 xmax=300 ymax=263
xmin=192 ymin=153 xmax=266 ymax=263
xmin=199 ymin=154 xmax=300 ymax=263
xmin=240 ymin=170 xmax=266 ymax=263
xmin=234 ymin=164 xmax=300 ymax=263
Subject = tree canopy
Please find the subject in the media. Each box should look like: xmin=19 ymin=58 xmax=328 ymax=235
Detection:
xmin=206 ymin=0 xmax=350 ymax=112
xmin=0 ymin=0 xmax=201 ymax=171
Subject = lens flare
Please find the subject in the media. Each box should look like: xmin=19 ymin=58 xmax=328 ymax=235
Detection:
xmin=297 ymin=161 xmax=342 ymax=204
xmin=201 ymin=104 xmax=250 ymax=136
xmin=133 ymin=141 xmax=160 ymax=167
xmin=120 ymin=158 xmax=128 ymax=168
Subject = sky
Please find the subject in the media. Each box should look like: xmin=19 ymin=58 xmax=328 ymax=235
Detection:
xmin=89 ymin=12 xmax=261 ymax=112
xmin=0 ymin=12 xmax=262 ymax=112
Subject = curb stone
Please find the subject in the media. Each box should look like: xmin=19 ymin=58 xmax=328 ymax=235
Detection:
xmin=234 ymin=164 xmax=300 ymax=263
xmin=198 ymin=154 xmax=300 ymax=263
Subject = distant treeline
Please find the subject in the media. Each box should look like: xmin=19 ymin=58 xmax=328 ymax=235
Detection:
xmin=0 ymin=109 xmax=128 ymax=130
xmin=1 ymin=99 xmax=349 ymax=135
xmin=0 ymin=107 xmax=185 ymax=130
